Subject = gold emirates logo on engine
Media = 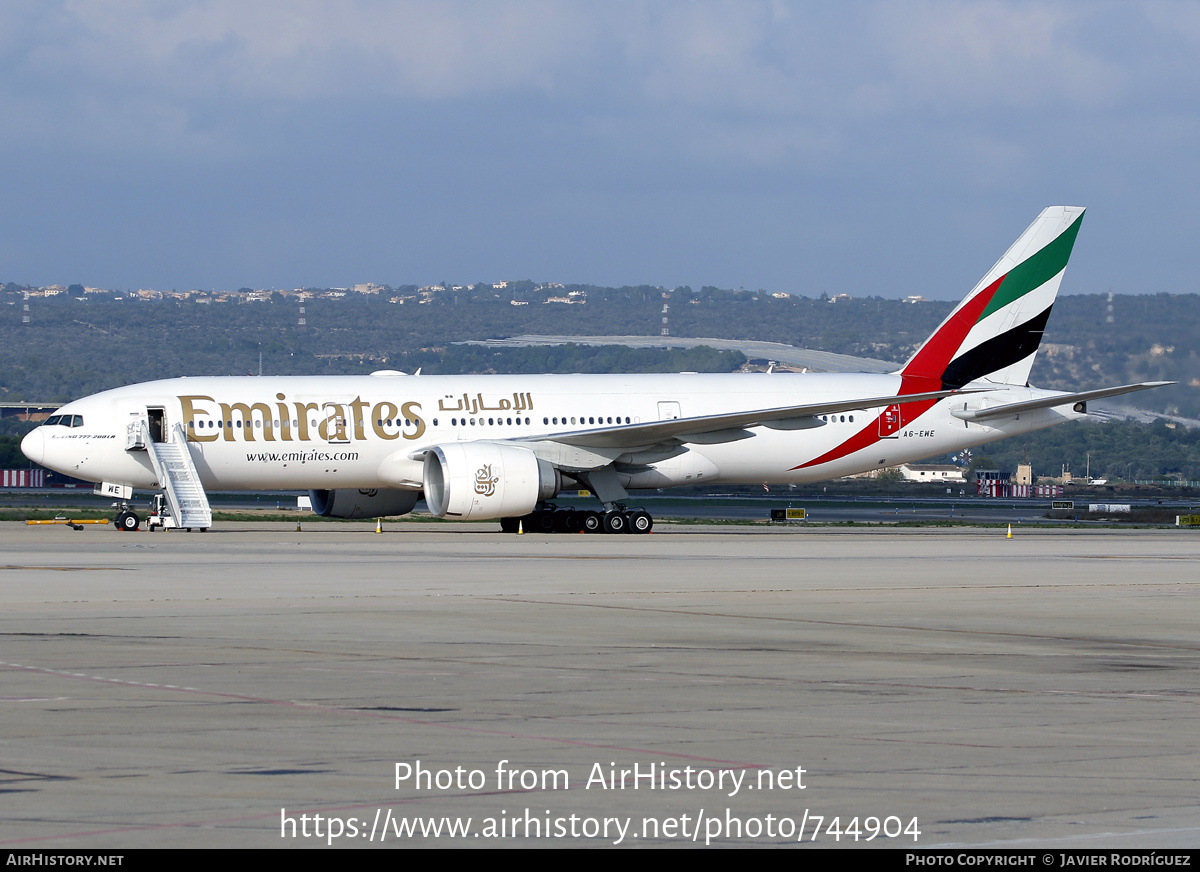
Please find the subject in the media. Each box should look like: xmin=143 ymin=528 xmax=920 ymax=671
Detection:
xmin=474 ymin=464 xmax=499 ymax=497
xmin=178 ymin=394 xmax=426 ymax=443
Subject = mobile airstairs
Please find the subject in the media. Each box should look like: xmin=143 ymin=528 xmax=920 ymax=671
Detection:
xmin=123 ymin=421 xmax=213 ymax=531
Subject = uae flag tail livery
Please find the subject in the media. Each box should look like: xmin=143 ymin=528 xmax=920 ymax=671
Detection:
xmin=901 ymin=206 xmax=1084 ymax=394
xmin=794 ymin=207 xmax=1165 ymax=473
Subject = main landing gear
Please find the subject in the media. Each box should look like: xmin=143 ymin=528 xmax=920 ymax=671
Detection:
xmin=501 ymin=504 xmax=653 ymax=535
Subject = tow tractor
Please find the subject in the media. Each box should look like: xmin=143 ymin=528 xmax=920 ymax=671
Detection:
xmin=144 ymin=493 xmax=177 ymax=531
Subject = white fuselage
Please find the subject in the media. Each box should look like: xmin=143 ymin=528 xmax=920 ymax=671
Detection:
xmin=25 ymin=371 xmax=1082 ymax=493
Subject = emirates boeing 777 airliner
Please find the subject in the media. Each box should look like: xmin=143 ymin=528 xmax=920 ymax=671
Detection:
xmin=21 ymin=207 xmax=1167 ymax=533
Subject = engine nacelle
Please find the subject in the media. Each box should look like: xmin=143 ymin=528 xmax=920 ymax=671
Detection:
xmin=423 ymin=442 xmax=560 ymax=520
xmin=309 ymin=488 xmax=420 ymax=519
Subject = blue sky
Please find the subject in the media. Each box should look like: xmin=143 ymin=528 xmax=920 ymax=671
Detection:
xmin=2 ymin=1 xmax=1198 ymax=299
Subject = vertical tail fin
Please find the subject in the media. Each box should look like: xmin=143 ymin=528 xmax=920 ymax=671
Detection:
xmin=900 ymin=206 xmax=1085 ymax=389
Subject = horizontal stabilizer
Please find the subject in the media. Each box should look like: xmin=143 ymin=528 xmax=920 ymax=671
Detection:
xmin=950 ymin=382 xmax=1174 ymax=423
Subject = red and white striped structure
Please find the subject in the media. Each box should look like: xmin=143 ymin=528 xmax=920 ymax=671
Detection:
xmin=2 ymin=469 xmax=45 ymax=487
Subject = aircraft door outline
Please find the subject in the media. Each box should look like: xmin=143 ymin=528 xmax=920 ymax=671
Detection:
xmin=879 ymin=404 xmax=901 ymax=438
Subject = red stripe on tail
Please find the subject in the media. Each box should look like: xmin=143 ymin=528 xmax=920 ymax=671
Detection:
xmin=901 ymin=274 xmax=1005 ymax=380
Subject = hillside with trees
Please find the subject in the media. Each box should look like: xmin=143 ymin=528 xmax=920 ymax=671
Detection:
xmin=4 ymin=284 xmax=1195 ymax=412
xmin=2 ymin=282 xmax=1198 ymax=481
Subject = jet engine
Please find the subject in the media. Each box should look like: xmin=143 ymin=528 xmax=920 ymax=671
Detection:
xmin=423 ymin=442 xmax=560 ymax=520
xmin=309 ymin=488 xmax=420 ymax=519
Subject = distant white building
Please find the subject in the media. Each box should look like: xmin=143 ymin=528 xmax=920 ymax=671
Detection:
xmin=899 ymin=464 xmax=965 ymax=482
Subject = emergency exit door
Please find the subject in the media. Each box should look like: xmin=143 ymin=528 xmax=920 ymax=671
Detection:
xmin=658 ymin=401 xmax=681 ymax=420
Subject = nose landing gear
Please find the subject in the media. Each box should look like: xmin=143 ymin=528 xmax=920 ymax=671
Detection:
xmin=113 ymin=506 xmax=140 ymax=532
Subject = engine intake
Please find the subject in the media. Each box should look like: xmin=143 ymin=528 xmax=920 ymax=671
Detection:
xmin=423 ymin=443 xmax=560 ymax=520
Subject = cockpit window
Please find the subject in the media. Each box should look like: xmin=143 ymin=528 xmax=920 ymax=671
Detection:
xmin=71 ymin=415 xmax=84 ymax=427
xmin=45 ymin=415 xmax=62 ymax=426
xmin=43 ymin=414 xmax=83 ymax=427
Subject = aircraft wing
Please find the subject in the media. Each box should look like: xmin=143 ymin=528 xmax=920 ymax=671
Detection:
xmin=950 ymin=382 xmax=1174 ymax=423
xmin=516 ymin=388 xmax=982 ymax=451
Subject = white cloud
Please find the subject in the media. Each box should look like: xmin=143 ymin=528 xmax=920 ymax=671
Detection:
xmin=868 ymin=1 xmax=1125 ymax=113
xmin=3 ymin=2 xmax=1141 ymax=107
xmin=0 ymin=0 xmax=1194 ymax=173
xmin=20 ymin=0 xmax=588 ymax=100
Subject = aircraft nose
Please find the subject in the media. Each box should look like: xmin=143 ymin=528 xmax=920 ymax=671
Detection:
xmin=21 ymin=428 xmax=44 ymax=465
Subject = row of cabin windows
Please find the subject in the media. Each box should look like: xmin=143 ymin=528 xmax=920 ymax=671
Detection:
xmin=189 ymin=418 xmax=421 ymax=430
xmin=456 ymin=416 xmax=632 ymax=426
xmin=188 ymin=415 xmax=631 ymax=431
xmin=451 ymin=417 xmax=530 ymax=427
xmin=545 ymin=416 xmax=632 ymax=426
xmin=189 ymin=418 xmax=298 ymax=429
xmin=184 ymin=412 xmax=858 ymax=432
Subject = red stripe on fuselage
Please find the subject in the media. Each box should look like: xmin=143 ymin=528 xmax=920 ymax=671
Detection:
xmin=792 ymin=376 xmax=939 ymax=470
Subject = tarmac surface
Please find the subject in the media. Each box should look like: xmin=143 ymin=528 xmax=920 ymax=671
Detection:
xmin=1 ymin=521 xmax=1198 ymax=849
